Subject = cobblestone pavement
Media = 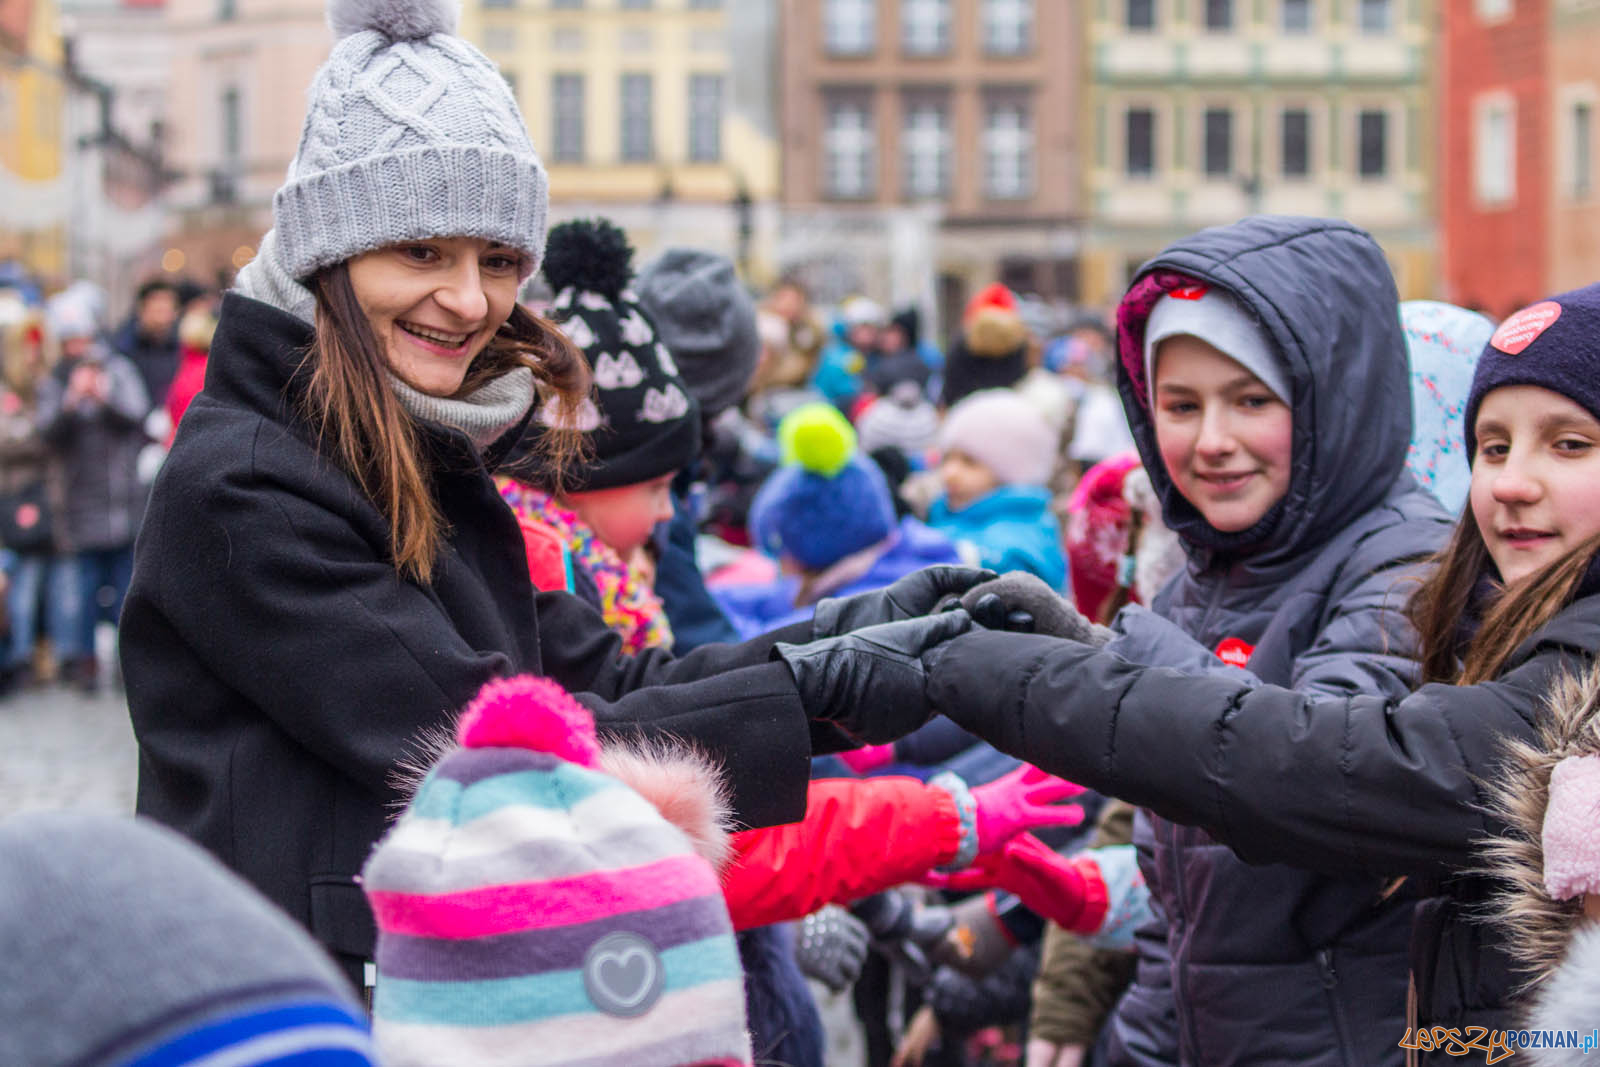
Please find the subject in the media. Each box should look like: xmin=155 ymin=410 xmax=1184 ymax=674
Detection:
xmin=0 ymin=683 xmax=137 ymax=818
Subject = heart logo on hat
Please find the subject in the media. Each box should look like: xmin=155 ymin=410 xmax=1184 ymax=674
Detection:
xmin=1490 ymin=300 xmax=1562 ymax=355
xmin=583 ymin=932 xmax=665 ymax=1017
xmin=1171 ymin=284 xmax=1210 ymax=301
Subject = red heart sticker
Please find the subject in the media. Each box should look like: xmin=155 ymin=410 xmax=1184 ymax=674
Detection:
xmin=1490 ymin=301 xmax=1562 ymax=355
xmin=1215 ymin=637 xmax=1254 ymax=669
xmin=1171 ymin=284 xmax=1210 ymax=301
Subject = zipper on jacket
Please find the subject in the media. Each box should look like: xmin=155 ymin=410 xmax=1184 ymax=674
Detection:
xmin=1316 ymin=948 xmax=1360 ymax=1067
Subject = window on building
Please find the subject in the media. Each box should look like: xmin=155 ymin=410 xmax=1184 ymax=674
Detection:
xmin=218 ymin=0 xmax=235 ymax=19
xmin=1203 ymin=107 xmax=1233 ymax=177
xmin=482 ymin=24 xmax=516 ymax=51
xmin=984 ymin=98 xmax=1034 ymax=199
xmin=1126 ymin=107 xmax=1155 ymax=177
xmin=483 ymin=0 xmax=515 ymax=8
xmin=221 ymin=86 xmax=241 ymax=167
xmin=550 ymin=0 xmax=583 ymax=8
xmin=902 ymin=0 xmax=952 ymax=55
xmin=688 ymin=73 xmax=722 ymax=163
xmin=619 ymin=0 xmax=652 ymax=9
xmin=825 ymin=0 xmax=876 ymax=55
xmin=983 ymin=0 xmax=1033 ymax=54
xmin=1358 ymin=0 xmax=1390 ymax=32
xmin=902 ymin=97 xmax=951 ymax=198
xmin=1204 ymin=0 xmax=1233 ymax=30
xmin=1575 ymin=101 xmax=1593 ymax=198
xmin=825 ymin=96 xmax=875 ymax=198
xmin=1357 ymin=109 xmax=1387 ymax=178
xmin=1474 ymin=96 xmax=1515 ymax=204
xmin=1281 ymin=0 xmax=1312 ymax=32
xmin=687 ymin=0 xmax=722 ymax=7
xmin=551 ymin=73 xmax=584 ymax=163
xmin=620 ymin=73 xmax=653 ymax=162
xmin=1127 ymin=0 xmax=1155 ymax=30
xmin=1280 ymin=108 xmax=1310 ymax=177
xmin=1474 ymin=0 xmax=1511 ymax=18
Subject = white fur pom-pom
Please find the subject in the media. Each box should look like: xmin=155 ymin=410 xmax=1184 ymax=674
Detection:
xmin=328 ymin=0 xmax=458 ymax=40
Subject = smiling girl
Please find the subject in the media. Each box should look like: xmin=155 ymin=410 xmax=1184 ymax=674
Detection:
xmin=922 ymin=282 xmax=1600 ymax=1061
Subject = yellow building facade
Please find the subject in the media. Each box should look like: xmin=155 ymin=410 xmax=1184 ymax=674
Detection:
xmin=0 ymin=0 xmax=69 ymax=280
xmin=460 ymin=0 xmax=781 ymax=282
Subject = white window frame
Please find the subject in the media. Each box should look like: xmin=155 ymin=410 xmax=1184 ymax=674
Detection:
xmin=824 ymin=98 xmax=876 ymax=199
xmin=687 ymin=73 xmax=722 ymax=163
xmin=983 ymin=0 xmax=1033 ymax=55
xmin=984 ymin=99 xmax=1034 ymax=200
xmin=825 ymin=0 xmax=877 ymax=56
xmin=901 ymin=0 xmax=952 ymax=56
xmin=902 ymin=99 xmax=951 ymax=199
xmin=1472 ymin=91 xmax=1516 ymax=206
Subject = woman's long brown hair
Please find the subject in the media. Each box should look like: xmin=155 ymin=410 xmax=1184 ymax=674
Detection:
xmin=302 ymin=262 xmax=589 ymax=584
xmin=1409 ymin=517 xmax=1600 ymax=685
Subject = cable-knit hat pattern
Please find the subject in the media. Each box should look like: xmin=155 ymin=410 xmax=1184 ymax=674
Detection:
xmin=272 ymin=0 xmax=548 ymax=282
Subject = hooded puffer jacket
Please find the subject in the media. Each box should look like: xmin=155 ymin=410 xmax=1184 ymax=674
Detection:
xmin=995 ymin=217 xmax=1454 ymax=1065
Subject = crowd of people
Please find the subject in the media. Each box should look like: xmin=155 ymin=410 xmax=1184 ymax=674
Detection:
xmin=2 ymin=1 xmax=1600 ymax=1066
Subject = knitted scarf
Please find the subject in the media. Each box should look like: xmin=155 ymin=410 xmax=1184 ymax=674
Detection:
xmin=496 ymin=478 xmax=673 ymax=654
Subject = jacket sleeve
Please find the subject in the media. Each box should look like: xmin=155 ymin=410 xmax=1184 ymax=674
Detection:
xmin=720 ymin=776 xmax=962 ymax=930
xmin=930 ymin=628 xmax=1571 ymax=879
xmin=893 ymin=716 xmax=982 ymax=766
xmin=33 ymin=375 xmax=71 ymax=445
xmin=102 ymin=356 xmax=152 ymax=429
xmin=926 ymin=943 xmax=1043 ymax=1038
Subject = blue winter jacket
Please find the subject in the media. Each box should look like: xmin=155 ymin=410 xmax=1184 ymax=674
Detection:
xmin=926 ymin=486 xmax=1067 ymax=592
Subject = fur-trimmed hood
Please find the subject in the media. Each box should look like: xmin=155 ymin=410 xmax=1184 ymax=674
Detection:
xmin=1524 ymin=923 xmax=1600 ymax=1066
xmin=1482 ymin=660 xmax=1600 ymax=991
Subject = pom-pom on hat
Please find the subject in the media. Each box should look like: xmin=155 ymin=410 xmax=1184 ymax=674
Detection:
xmin=250 ymin=0 xmax=548 ymax=287
xmin=522 ymin=218 xmax=700 ymax=491
xmin=942 ymin=284 xmax=1030 ymax=406
xmin=940 ymin=388 xmax=1058 ymax=489
xmin=749 ymin=403 xmax=898 ymax=571
xmin=1464 ymin=283 xmax=1600 ymax=460
xmin=362 ymin=674 xmax=752 ymax=1067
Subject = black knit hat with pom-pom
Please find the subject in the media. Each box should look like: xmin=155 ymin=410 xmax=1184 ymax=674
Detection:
xmin=515 ymin=218 xmax=700 ymax=491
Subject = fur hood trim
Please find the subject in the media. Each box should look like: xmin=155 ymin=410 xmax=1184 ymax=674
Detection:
xmin=389 ymin=721 xmax=734 ymax=873
xmin=1481 ymin=660 xmax=1600 ymax=990
xmin=1525 ymin=923 xmax=1600 ymax=1066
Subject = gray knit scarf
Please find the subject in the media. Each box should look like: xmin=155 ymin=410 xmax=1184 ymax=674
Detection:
xmin=234 ymin=230 xmax=536 ymax=451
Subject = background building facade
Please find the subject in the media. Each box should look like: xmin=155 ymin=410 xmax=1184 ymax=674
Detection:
xmin=0 ymin=0 xmax=71 ymax=281
xmin=777 ymin=0 xmax=1081 ymax=328
xmin=1081 ymin=0 xmax=1437 ymax=308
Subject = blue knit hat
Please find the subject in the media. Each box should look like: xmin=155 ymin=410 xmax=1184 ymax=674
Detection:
xmin=1465 ymin=283 xmax=1600 ymax=460
xmin=749 ymin=404 xmax=897 ymax=571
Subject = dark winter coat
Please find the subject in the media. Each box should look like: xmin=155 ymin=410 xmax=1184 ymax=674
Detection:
xmin=124 ymin=294 xmax=836 ymax=974
xmin=35 ymin=347 xmax=150 ymax=552
xmin=941 ymin=217 xmax=1457 ymax=1066
xmin=111 ymin=316 xmax=178 ymax=411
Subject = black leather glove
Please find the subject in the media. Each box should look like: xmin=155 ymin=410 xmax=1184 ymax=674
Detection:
xmin=775 ymin=610 xmax=972 ymax=743
xmin=961 ymin=573 xmax=1115 ymax=646
xmin=810 ymin=565 xmax=996 ymax=640
xmin=794 ymin=906 xmax=871 ymax=993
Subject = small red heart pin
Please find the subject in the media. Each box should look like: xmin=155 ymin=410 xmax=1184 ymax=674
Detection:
xmin=1490 ymin=301 xmax=1562 ymax=356
xmin=1171 ymin=284 xmax=1210 ymax=301
xmin=1215 ymin=637 xmax=1254 ymax=669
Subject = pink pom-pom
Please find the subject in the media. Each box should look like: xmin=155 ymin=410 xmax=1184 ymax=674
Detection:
xmin=455 ymin=675 xmax=602 ymax=768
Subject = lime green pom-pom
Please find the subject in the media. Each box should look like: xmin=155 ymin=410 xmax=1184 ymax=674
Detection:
xmin=778 ymin=403 xmax=857 ymax=477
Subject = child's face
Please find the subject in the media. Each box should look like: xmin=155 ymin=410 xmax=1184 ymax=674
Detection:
xmin=1469 ymin=385 xmax=1600 ymax=588
xmin=939 ymin=449 xmax=1001 ymax=513
xmin=1151 ymin=335 xmax=1293 ymax=534
xmin=567 ymin=473 xmax=678 ymax=556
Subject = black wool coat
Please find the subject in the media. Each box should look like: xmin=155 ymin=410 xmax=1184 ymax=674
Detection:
xmin=123 ymin=294 xmax=830 ymax=969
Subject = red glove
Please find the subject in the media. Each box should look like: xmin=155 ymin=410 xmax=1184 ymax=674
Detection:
xmin=970 ymin=764 xmax=1087 ymax=856
xmin=923 ymin=834 xmax=1108 ymax=934
xmin=839 ymin=743 xmax=896 ymax=775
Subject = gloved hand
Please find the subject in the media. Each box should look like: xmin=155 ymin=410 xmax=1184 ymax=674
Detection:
xmin=838 ymin=743 xmax=896 ymax=775
xmin=930 ymin=892 xmax=1017 ymax=978
xmin=925 ymin=834 xmax=1107 ymax=935
xmin=970 ymin=763 xmax=1088 ymax=856
xmin=851 ymin=888 xmax=955 ymax=948
xmin=961 ymin=573 xmax=1115 ymax=646
xmin=811 ymin=565 xmax=996 ymax=639
xmin=795 ymin=906 xmax=871 ymax=993
xmin=775 ymin=610 xmax=972 ymax=743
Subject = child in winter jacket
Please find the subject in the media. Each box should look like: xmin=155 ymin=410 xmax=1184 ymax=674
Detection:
xmin=911 ymin=277 xmax=1600 ymax=1063
xmin=915 ymin=217 xmax=1457 ymax=1067
xmin=715 ymin=402 xmax=962 ymax=638
xmin=927 ymin=388 xmax=1068 ymax=591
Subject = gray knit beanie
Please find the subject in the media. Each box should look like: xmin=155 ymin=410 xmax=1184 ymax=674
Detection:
xmin=269 ymin=0 xmax=547 ymax=284
xmin=636 ymin=249 xmax=759 ymax=420
xmin=0 ymin=813 xmax=373 ymax=1066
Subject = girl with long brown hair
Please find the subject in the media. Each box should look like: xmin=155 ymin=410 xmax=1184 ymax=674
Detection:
xmin=914 ymin=282 xmax=1600 ymax=1058
xmin=119 ymin=0 xmax=986 ymax=990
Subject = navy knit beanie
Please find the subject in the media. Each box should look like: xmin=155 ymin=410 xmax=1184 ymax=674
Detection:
xmin=1465 ymin=284 xmax=1600 ymax=460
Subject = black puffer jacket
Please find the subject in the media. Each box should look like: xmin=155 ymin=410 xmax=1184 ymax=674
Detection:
xmin=944 ymin=218 xmax=1456 ymax=1065
xmin=124 ymin=294 xmax=838 ymax=974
